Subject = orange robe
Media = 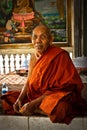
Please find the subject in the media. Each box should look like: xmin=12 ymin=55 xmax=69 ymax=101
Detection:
xmin=1 ymin=45 xmax=85 ymax=124
xmin=27 ymin=45 xmax=84 ymax=124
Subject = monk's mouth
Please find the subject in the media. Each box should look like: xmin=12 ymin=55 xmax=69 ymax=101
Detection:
xmin=35 ymin=45 xmax=43 ymax=49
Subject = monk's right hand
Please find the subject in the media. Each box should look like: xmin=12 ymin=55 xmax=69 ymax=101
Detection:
xmin=13 ymin=99 xmax=22 ymax=114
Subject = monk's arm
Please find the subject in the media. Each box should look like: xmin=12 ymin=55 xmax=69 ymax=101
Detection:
xmin=13 ymin=54 xmax=37 ymax=113
xmin=13 ymin=81 xmax=29 ymax=113
xmin=17 ymin=82 xmax=28 ymax=101
xmin=18 ymin=53 xmax=37 ymax=101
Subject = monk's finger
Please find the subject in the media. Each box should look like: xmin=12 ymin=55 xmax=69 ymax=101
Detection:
xmin=13 ymin=103 xmax=20 ymax=113
xmin=18 ymin=101 xmax=22 ymax=109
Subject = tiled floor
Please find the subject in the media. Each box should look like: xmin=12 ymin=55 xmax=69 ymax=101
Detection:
xmin=0 ymin=116 xmax=29 ymax=130
xmin=0 ymin=116 xmax=87 ymax=130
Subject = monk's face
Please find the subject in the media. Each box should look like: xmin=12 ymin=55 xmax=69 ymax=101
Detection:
xmin=32 ymin=25 xmax=53 ymax=54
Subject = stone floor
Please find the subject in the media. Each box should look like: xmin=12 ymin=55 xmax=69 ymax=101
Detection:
xmin=0 ymin=115 xmax=87 ymax=130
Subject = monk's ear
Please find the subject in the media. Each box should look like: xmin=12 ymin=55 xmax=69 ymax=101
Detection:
xmin=51 ymin=35 xmax=54 ymax=41
xmin=49 ymin=35 xmax=54 ymax=44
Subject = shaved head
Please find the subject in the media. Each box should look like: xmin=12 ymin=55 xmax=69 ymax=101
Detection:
xmin=33 ymin=24 xmax=52 ymax=38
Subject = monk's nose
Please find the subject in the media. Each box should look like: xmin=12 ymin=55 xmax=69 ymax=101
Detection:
xmin=36 ymin=36 xmax=41 ymax=43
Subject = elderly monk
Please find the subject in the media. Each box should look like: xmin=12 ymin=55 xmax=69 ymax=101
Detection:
xmin=1 ymin=24 xmax=85 ymax=124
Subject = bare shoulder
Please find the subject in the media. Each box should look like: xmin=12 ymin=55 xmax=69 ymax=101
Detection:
xmin=30 ymin=53 xmax=37 ymax=66
xmin=28 ymin=53 xmax=37 ymax=77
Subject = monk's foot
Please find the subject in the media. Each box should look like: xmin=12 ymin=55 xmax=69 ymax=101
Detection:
xmin=34 ymin=108 xmax=47 ymax=116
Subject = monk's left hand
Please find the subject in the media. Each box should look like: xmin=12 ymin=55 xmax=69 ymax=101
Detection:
xmin=19 ymin=95 xmax=46 ymax=116
xmin=19 ymin=101 xmax=36 ymax=116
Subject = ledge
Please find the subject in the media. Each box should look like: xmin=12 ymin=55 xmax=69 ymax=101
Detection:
xmin=0 ymin=43 xmax=73 ymax=55
xmin=0 ymin=115 xmax=87 ymax=130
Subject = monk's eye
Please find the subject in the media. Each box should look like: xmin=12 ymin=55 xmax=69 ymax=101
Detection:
xmin=40 ymin=35 xmax=47 ymax=40
xmin=32 ymin=35 xmax=37 ymax=40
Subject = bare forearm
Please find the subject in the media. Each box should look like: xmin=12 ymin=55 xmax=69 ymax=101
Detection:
xmin=18 ymin=54 xmax=37 ymax=101
xmin=17 ymin=82 xmax=28 ymax=100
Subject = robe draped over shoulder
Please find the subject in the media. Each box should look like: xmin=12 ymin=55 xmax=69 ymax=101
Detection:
xmin=27 ymin=45 xmax=84 ymax=123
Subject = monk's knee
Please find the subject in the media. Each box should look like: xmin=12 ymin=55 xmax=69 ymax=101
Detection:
xmin=49 ymin=100 xmax=72 ymax=123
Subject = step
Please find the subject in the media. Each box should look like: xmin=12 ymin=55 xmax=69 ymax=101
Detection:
xmin=0 ymin=115 xmax=87 ymax=130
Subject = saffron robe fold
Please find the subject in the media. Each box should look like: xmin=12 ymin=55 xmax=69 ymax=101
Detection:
xmin=1 ymin=45 xmax=85 ymax=124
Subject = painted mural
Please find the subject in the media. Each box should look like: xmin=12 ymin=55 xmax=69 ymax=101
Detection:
xmin=35 ymin=0 xmax=66 ymax=42
xmin=0 ymin=0 xmax=66 ymax=42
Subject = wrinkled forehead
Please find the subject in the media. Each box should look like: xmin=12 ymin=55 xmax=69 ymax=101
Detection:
xmin=33 ymin=25 xmax=51 ymax=36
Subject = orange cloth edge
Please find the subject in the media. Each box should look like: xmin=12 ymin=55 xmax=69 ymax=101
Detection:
xmin=40 ymin=91 xmax=72 ymax=115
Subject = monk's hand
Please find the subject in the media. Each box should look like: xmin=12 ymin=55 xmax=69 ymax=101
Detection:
xmin=19 ymin=95 xmax=46 ymax=116
xmin=13 ymin=99 xmax=22 ymax=114
xmin=35 ymin=51 xmax=42 ymax=59
xmin=19 ymin=101 xmax=36 ymax=116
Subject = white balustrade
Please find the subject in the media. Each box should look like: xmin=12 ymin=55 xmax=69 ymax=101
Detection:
xmin=0 ymin=51 xmax=72 ymax=74
xmin=0 ymin=54 xmax=31 ymax=74
xmin=0 ymin=55 xmax=4 ymax=74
